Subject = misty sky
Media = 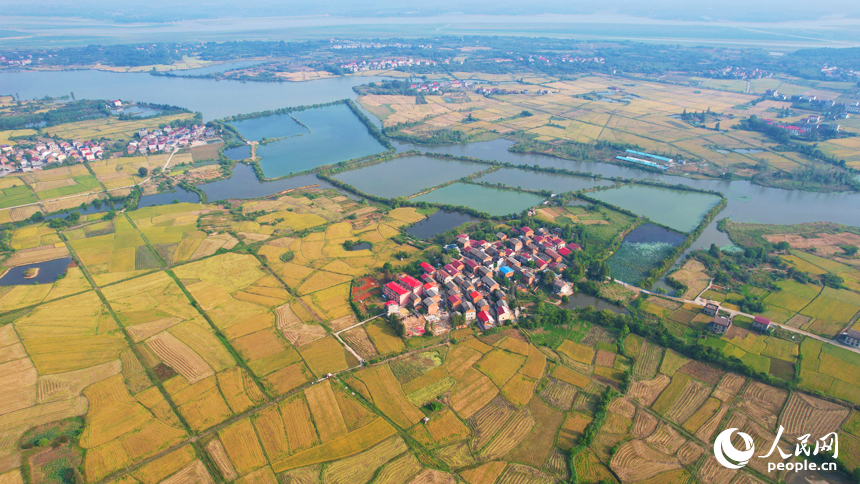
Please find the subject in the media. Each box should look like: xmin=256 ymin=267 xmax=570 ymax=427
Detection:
xmin=3 ymin=0 xmax=860 ymax=23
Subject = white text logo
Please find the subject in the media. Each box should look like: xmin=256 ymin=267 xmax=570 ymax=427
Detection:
xmin=714 ymin=428 xmax=755 ymax=469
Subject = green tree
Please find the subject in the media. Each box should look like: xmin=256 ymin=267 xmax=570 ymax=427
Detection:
xmin=138 ymin=167 xmax=148 ymax=177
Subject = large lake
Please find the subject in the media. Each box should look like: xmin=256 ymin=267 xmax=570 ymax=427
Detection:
xmin=0 ymin=70 xmax=385 ymax=121
xmin=333 ymin=156 xmax=488 ymax=199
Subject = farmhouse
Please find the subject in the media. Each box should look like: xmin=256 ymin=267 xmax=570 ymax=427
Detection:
xmin=703 ymin=302 xmax=721 ymax=317
xmin=552 ymin=279 xmax=573 ymax=296
xmin=751 ymin=315 xmax=772 ymax=333
xmin=711 ymin=316 xmax=732 ymax=335
xmin=841 ymin=329 xmax=860 ymax=348
xmin=383 ymin=282 xmax=410 ymax=306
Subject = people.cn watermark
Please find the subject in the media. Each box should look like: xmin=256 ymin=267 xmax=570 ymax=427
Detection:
xmin=713 ymin=426 xmax=838 ymax=473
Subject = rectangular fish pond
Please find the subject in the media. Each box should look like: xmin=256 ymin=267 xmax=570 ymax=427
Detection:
xmin=605 ymin=223 xmax=686 ymax=286
xmin=332 ymin=156 xmax=488 ymax=199
xmin=587 ymin=184 xmax=721 ymax=233
xmin=410 ymin=183 xmax=545 ymax=217
xmin=232 ymin=104 xmax=388 ymax=179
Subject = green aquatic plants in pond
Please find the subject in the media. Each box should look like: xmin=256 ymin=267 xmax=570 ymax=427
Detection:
xmin=606 ymin=223 xmax=686 ymax=286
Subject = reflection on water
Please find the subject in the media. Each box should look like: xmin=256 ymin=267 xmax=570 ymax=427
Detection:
xmin=0 ymin=257 xmax=73 ymax=286
xmin=138 ymin=189 xmax=201 ymax=208
xmin=406 ymin=210 xmax=481 ymax=239
xmin=223 ymin=145 xmax=251 ymax=160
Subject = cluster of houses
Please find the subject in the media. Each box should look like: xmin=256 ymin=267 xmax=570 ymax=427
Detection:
xmin=760 ymin=118 xmax=842 ymax=137
xmin=338 ymin=57 xmax=437 ymax=72
xmin=765 ymin=90 xmax=859 ymax=120
xmin=382 ymin=226 xmax=581 ymax=335
xmin=0 ymin=140 xmax=105 ymax=174
xmin=329 ymin=41 xmax=428 ymax=50
xmin=409 ymin=80 xmax=474 ymax=93
xmin=704 ymin=301 xmax=774 ymax=335
xmin=126 ymin=124 xmax=215 ymax=155
xmin=703 ymin=66 xmax=771 ymax=80
xmin=0 ymin=121 xmax=216 ymax=176
xmin=0 ymin=55 xmax=32 ymax=67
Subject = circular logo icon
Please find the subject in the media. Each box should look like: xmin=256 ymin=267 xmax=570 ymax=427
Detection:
xmin=714 ymin=428 xmax=755 ymax=469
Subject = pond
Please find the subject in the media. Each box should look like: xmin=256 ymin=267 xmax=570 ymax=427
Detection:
xmin=588 ymin=184 xmax=722 ymax=233
xmin=333 ymin=156 xmax=488 ymax=199
xmin=410 ymin=183 xmax=545 ymax=217
xmin=137 ymin=189 xmax=201 ymax=208
xmin=474 ymin=167 xmax=614 ymax=194
xmin=255 ymin=103 xmax=387 ymax=179
xmin=228 ymin=113 xmax=308 ymax=141
xmin=605 ymin=223 xmax=687 ymax=286
xmin=349 ymin=242 xmax=372 ymax=251
xmin=199 ymin=163 xmax=353 ymax=201
xmin=406 ymin=210 xmax=481 ymax=239
xmin=0 ymin=257 xmax=73 ymax=286
xmin=223 ymin=145 xmax=251 ymax=160
xmin=114 ymin=105 xmax=162 ymax=117
xmin=44 ymin=203 xmax=106 ymax=220
xmin=561 ymin=292 xmax=631 ymax=315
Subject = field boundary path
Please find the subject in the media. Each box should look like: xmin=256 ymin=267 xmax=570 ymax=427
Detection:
xmin=614 ymin=278 xmax=860 ymax=355
xmin=93 ymin=318 xmax=447 ymax=484
xmin=333 ymin=314 xmax=382 ymax=364
xmin=1 ymin=148 xmax=181 ymax=212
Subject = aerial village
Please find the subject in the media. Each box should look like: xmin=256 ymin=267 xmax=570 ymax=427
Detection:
xmin=380 ymin=223 xmax=784 ymax=347
xmin=0 ymin=100 xmax=217 ymax=176
xmin=382 ymin=225 xmax=581 ymax=337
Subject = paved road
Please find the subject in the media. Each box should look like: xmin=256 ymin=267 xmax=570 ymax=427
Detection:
xmin=614 ymin=278 xmax=860 ymax=355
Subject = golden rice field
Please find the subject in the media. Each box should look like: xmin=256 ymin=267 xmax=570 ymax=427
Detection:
xmin=359 ymin=73 xmax=851 ymax=175
xmin=6 ymin=181 xmax=860 ymax=484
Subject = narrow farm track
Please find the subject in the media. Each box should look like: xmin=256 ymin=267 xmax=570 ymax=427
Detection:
xmin=333 ymin=314 xmax=383 ymax=364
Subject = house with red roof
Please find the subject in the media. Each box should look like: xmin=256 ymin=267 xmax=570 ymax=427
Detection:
xmin=420 ymin=262 xmax=435 ymax=274
xmin=477 ymin=310 xmax=494 ymax=330
xmin=399 ymin=274 xmax=424 ymax=296
xmin=521 ymin=226 xmax=534 ymax=237
xmin=383 ymin=282 xmax=409 ymax=306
